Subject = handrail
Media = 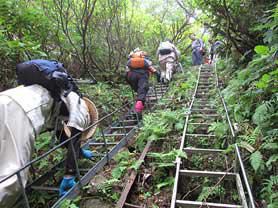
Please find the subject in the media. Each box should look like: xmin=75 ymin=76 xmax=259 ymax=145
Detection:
xmin=235 ymin=145 xmax=256 ymax=208
xmin=213 ymin=59 xmax=256 ymax=208
xmin=0 ymin=101 xmax=130 ymax=185
xmin=213 ymin=61 xmax=235 ymax=138
xmin=0 ymin=81 xmax=165 ymax=208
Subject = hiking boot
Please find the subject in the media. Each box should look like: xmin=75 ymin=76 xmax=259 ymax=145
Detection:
xmin=135 ymin=100 xmax=144 ymax=113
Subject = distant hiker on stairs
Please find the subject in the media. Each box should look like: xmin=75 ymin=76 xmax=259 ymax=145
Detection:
xmin=209 ymin=39 xmax=224 ymax=64
xmin=157 ymin=39 xmax=180 ymax=83
xmin=190 ymin=34 xmax=205 ymax=66
xmin=126 ymin=49 xmax=159 ymax=119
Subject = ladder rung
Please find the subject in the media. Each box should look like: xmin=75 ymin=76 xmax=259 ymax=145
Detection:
xmin=184 ymin=147 xmax=224 ymax=154
xmin=189 ymin=122 xmax=211 ymax=125
xmin=191 ymin=109 xmax=216 ymax=112
xmin=198 ymin=82 xmax=214 ymax=84
xmin=191 ymin=114 xmax=219 ymax=117
xmin=31 ymin=186 xmax=59 ymax=192
xmin=175 ymin=200 xmax=243 ymax=208
xmin=179 ymin=170 xmax=236 ymax=179
xmin=104 ymin=133 xmax=126 ymax=137
xmin=89 ymin=142 xmax=118 ymax=145
xmin=120 ymin=120 xmax=138 ymax=122
xmin=110 ymin=126 xmax=136 ymax=129
xmin=192 ymin=105 xmax=214 ymax=108
xmin=185 ymin=134 xmax=216 ymax=137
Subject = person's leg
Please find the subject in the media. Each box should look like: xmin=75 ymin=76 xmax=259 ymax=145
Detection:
xmin=59 ymin=128 xmax=81 ymax=196
xmin=134 ymin=73 xmax=149 ymax=118
xmin=166 ymin=61 xmax=174 ymax=81
xmin=137 ymin=73 xmax=149 ymax=103
xmin=159 ymin=61 xmax=166 ymax=83
xmin=196 ymin=49 xmax=203 ymax=65
xmin=126 ymin=71 xmax=139 ymax=92
xmin=192 ymin=50 xmax=198 ymax=66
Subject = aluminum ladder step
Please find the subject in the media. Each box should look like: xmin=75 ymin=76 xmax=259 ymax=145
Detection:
xmin=183 ymin=147 xmax=224 ymax=154
xmin=175 ymin=200 xmax=243 ymax=208
xmin=110 ymin=126 xmax=136 ymax=129
xmin=179 ymin=170 xmax=235 ymax=178
xmin=185 ymin=133 xmax=216 ymax=137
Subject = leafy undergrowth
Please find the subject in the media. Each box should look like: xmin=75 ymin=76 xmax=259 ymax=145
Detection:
xmin=75 ymin=69 xmax=197 ymax=207
xmin=215 ymin=10 xmax=278 ymax=206
xmin=29 ymin=82 xmax=133 ymax=207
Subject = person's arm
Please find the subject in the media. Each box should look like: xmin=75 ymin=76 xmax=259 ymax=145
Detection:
xmin=199 ymin=39 xmax=205 ymax=50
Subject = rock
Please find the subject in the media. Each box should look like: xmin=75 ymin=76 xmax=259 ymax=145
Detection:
xmin=88 ymin=174 xmax=107 ymax=194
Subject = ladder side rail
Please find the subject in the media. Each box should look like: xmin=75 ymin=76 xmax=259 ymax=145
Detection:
xmin=214 ymin=60 xmax=256 ymax=208
xmin=171 ymin=65 xmax=202 ymax=208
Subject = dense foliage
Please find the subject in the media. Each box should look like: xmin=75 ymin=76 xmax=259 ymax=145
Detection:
xmin=216 ymin=4 xmax=278 ymax=206
xmin=0 ymin=0 xmax=193 ymax=89
xmin=0 ymin=0 xmax=277 ymax=207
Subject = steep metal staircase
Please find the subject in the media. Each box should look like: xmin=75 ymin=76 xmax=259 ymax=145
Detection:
xmin=0 ymin=83 xmax=168 ymax=208
xmin=171 ymin=65 xmax=256 ymax=208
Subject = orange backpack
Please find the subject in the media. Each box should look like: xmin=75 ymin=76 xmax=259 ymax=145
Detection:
xmin=129 ymin=51 xmax=145 ymax=69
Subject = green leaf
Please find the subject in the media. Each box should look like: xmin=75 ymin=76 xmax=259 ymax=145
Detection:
xmin=112 ymin=166 xmax=126 ymax=179
xmin=266 ymin=155 xmax=278 ymax=168
xmin=130 ymin=159 xmax=143 ymax=171
xmin=239 ymin=141 xmax=255 ymax=153
xmin=254 ymin=45 xmax=270 ymax=55
xmin=263 ymin=143 xmax=278 ymax=150
xmin=250 ymin=151 xmax=263 ymax=172
xmin=156 ymin=177 xmax=174 ymax=190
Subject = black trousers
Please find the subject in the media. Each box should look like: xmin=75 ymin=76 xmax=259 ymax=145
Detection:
xmin=57 ymin=128 xmax=81 ymax=175
xmin=126 ymin=70 xmax=149 ymax=102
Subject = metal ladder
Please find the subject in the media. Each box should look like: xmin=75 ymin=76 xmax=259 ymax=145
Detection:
xmin=171 ymin=65 xmax=255 ymax=208
xmin=4 ymin=83 xmax=168 ymax=208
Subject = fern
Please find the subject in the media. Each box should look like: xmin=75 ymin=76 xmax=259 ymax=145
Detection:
xmin=197 ymin=185 xmax=225 ymax=201
xmin=252 ymin=101 xmax=274 ymax=127
xmin=263 ymin=143 xmax=278 ymax=150
xmin=112 ymin=150 xmax=136 ymax=179
xmin=250 ymin=150 xmax=264 ymax=173
xmin=261 ymin=175 xmax=278 ymax=205
xmin=155 ymin=177 xmax=174 ymax=191
xmin=239 ymin=126 xmax=262 ymax=145
xmin=208 ymin=122 xmax=229 ymax=138
xmin=266 ymin=155 xmax=278 ymax=170
xmin=130 ymin=159 xmax=143 ymax=171
xmin=148 ymin=150 xmax=187 ymax=170
xmin=96 ymin=178 xmax=119 ymax=194
xmin=112 ymin=166 xmax=127 ymax=179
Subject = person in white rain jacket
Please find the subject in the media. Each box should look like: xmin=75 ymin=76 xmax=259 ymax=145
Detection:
xmin=157 ymin=39 xmax=180 ymax=83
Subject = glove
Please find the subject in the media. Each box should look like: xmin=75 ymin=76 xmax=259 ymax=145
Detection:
xmin=81 ymin=148 xmax=94 ymax=159
xmin=155 ymin=71 xmax=161 ymax=82
xmin=59 ymin=176 xmax=76 ymax=196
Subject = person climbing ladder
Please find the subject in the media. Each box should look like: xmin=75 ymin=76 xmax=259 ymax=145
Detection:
xmin=126 ymin=49 xmax=159 ymax=119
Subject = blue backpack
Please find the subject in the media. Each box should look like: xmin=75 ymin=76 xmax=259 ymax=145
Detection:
xmin=16 ymin=59 xmax=78 ymax=99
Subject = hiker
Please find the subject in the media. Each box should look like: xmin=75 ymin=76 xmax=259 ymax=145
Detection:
xmin=15 ymin=59 xmax=97 ymax=196
xmin=209 ymin=39 xmax=223 ymax=64
xmin=157 ymin=39 xmax=180 ymax=83
xmin=126 ymin=49 xmax=159 ymax=118
xmin=190 ymin=34 xmax=205 ymax=66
